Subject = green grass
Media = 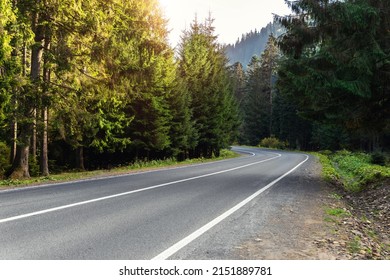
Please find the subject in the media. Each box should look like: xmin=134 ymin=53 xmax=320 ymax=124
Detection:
xmin=325 ymin=207 xmax=351 ymax=217
xmin=0 ymin=149 xmax=239 ymax=189
xmin=312 ymin=152 xmax=340 ymax=183
xmin=324 ymin=207 xmax=351 ymax=223
xmin=314 ymin=150 xmax=390 ymax=192
xmin=348 ymin=236 xmax=362 ymax=254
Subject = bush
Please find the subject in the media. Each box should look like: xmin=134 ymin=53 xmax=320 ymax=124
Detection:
xmin=259 ymin=136 xmax=288 ymax=149
xmin=319 ymin=150 xmax=333 ymax=156
xmin=314 ymin=152 xmax=340 ymax=183
xmin=330 ymin=151 xmax=390 ymax=192
xmin=0 ymin=142 xmax=11 ymax=179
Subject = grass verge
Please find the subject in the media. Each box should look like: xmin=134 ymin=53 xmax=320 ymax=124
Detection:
xmin=313 ymin=150 xmax=390 ymax=192
xmin=0 ymin=149 xmax=239 ymax=190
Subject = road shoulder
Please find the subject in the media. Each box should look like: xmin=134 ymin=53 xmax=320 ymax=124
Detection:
xmin=173 ymin=155 xmax=341 ymax=260
xmin=235 ymin=155 xmax=340 ymax=259
xmin=236 ymin=155 xmax=389 ymax=260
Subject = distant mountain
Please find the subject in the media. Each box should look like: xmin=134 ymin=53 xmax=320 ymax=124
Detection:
xmin=225 ymin=21 xmax=284 ymax=68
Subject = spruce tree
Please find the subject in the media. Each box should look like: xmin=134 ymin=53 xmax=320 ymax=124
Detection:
xmin=277 ymin=0 xmax=390 ymax=151
xmin=178 ymin=16 xmax=239 ymax=158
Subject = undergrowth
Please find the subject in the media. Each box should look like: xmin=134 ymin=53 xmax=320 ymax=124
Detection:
xmin=0 ymin=149 xmax=238 ymax=188
xmin=314 ymin=150 xmax=390 ymax=192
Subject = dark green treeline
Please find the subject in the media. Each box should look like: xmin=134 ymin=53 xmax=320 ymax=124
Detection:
xmin=235 ymin=0 xmax=389 ymax=152
xmin=0 ymin=0 xmax=239 ymax=179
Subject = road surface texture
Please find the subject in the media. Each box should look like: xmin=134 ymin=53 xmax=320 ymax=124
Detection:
xmin=0 ymin=147 xmax=331 ymax=260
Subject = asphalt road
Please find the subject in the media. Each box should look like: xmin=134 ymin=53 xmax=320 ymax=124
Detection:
xmin=0 ymin=147 xmax=310 ymax=260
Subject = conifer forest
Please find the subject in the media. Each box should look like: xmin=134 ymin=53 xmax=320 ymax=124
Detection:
xmin=0 ymin=0 xmax=389 ymax=179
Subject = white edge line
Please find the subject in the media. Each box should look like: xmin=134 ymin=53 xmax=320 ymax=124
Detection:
xmin=0 ymin=148 xmax=255 ymax=194
xmin=151 ymin=154 xmax=310 ymax=260
xmin=0 ymin=153 xmax=281 ymax=224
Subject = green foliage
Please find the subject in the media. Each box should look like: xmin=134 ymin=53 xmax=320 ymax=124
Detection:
xmin=0 ymin=0 xmax=17 ymax=126
xmin=313 ymin=152 xmax=340 ymax=183
xmin=0 ymin=149 xmax=239 ymax=187
xmin=332 ymin=151 xmax=390 ymax=191
xmin=240 ymin=35 xmax=280 ymax=146
xmin=167 ymin=76 xmax=197 ymax=160
xmin=28 ymin=156 xmax=39 ymax=178
xmin=325 ymin=207 xmax=351 ymax=218
xmin=277 ymin=0 xmax=390 ymax=152
xmin=241 ymin=56 xmax=270 ymax=145
xmin=0 ymin=0 xmax=15 ymax=62
xmin=348 ymin=236 xmax=362 ymax=254
xmin=178 ymin=16 xmax=239 ymax=158
xmin=1 ymin=0 xmax=241 ymax=177
xmin=0 ymin=142 xmax=10 ymax=178
xmin=259 ymin=136 xmax=288 ymax=150
xmin=311 ymin=123 xmax=350 ymax=151
xmin=316 ymin=150 xmax=390 ymax=192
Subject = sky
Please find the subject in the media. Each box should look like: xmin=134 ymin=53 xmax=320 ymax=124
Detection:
xmin=159 ymin=0 xmax=291 ymax=47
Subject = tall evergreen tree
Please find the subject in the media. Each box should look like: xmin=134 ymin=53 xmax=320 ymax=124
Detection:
xmin=242 ymin=56 xmax=268 ymax=145
xmin=241 ymin=35 xmax=280 ymax=145
xmin=0 ymin=0 xmax=16 ymax=127
xmin=228 ymin=62 xmax=246 ymax=107
xmin=167 ymin=72 xmax=197 ymax=160
xmin=277 ymin=0 xmax=390 ymax=151
xmin=178 ymin=16 xmax=239 ymax=158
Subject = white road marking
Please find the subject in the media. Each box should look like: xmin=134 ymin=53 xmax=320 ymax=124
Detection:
xmin=152 ymin=154 xmax=310 ymax=260
xmin=0 ymin=148 xmax=255 ymax=195
xmin=0 ymin=153 xmax=280 ymax=224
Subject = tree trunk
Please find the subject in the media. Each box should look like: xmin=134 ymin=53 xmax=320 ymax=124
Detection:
xmin=269 ymin=72 xmax=273 ymax=137
xmin=9 ymin=6 xmax=44 ymax=179
xmin=10 ymin=128 xmax=30 ymax=179
xmin=10 ymin=101 xmax=17 ymax=164
xmin=40 ymin=107 xmax=49 ymax=176
xmin=40 ymin=26 xmax=51 ymax=176
xmin=76 ymin=147 xmax=85 ymax=171
xmin=10 ymin=39 xmax=27 ymax=164
xmin=31 ymin=109 xmax=37 ymax=159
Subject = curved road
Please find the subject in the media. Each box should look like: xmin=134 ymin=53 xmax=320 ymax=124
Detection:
xmin=0 ymin=147 xmax=310 ymax=259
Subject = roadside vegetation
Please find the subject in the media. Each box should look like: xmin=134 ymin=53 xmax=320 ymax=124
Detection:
xmin=315 ymin=150 xmax=390 ymax=192
xmin=1 ymin=0 xmax=240 ymax=180
xmin=315 ymin=150 xmax=390 ymax=259
xmin=0 ymin=149 xmax=238 ymax=189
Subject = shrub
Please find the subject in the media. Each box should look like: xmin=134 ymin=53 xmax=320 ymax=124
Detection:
xmin=315 ymin=150 xmax=390 ymax=192
xmin=314 ymin=152 xmax=340 ymax=183
xmin=259 ymin=136 xmax=288 ymax=149
xmin=319 ymin=150 xmax=333 ymax=156
xmin=331 ymin=151 xmax=390 ymax=192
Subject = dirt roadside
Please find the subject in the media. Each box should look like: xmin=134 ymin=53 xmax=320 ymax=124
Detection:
xmin=235 ymin=156 xmax=389 ymax=260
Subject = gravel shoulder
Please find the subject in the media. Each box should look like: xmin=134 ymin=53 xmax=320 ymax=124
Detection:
xmin=173 ymin=154 xmax=340 ymax=260
xmin=235 ymin=155 xmax=338 ymax=259
xmin=236 ymin=156 xmax=389 ymax=260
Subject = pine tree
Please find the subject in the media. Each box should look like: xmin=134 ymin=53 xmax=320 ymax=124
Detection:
xmin=241 ymin=35 xmax=280 ymax=145
xmin=228 ymin=62 xmax=246 ymax=107
xmin=50 ymin=0 xmax=173 ymax=166
xmin=0 ymin=0 xmax=16 ymax=127
xmin=178 ymin=16 xmax=239 ymax=158
xmin=242 ymin=56 xmax=269 ymax=145
xmin=277 ymin=0 xmax=390 ymax=151
xmin=168 ymin=72 xmax=197 ymax=160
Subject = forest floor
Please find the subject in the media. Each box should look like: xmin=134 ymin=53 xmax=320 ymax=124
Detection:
xmin=237 ymin=157 xmax=389 ymax=260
